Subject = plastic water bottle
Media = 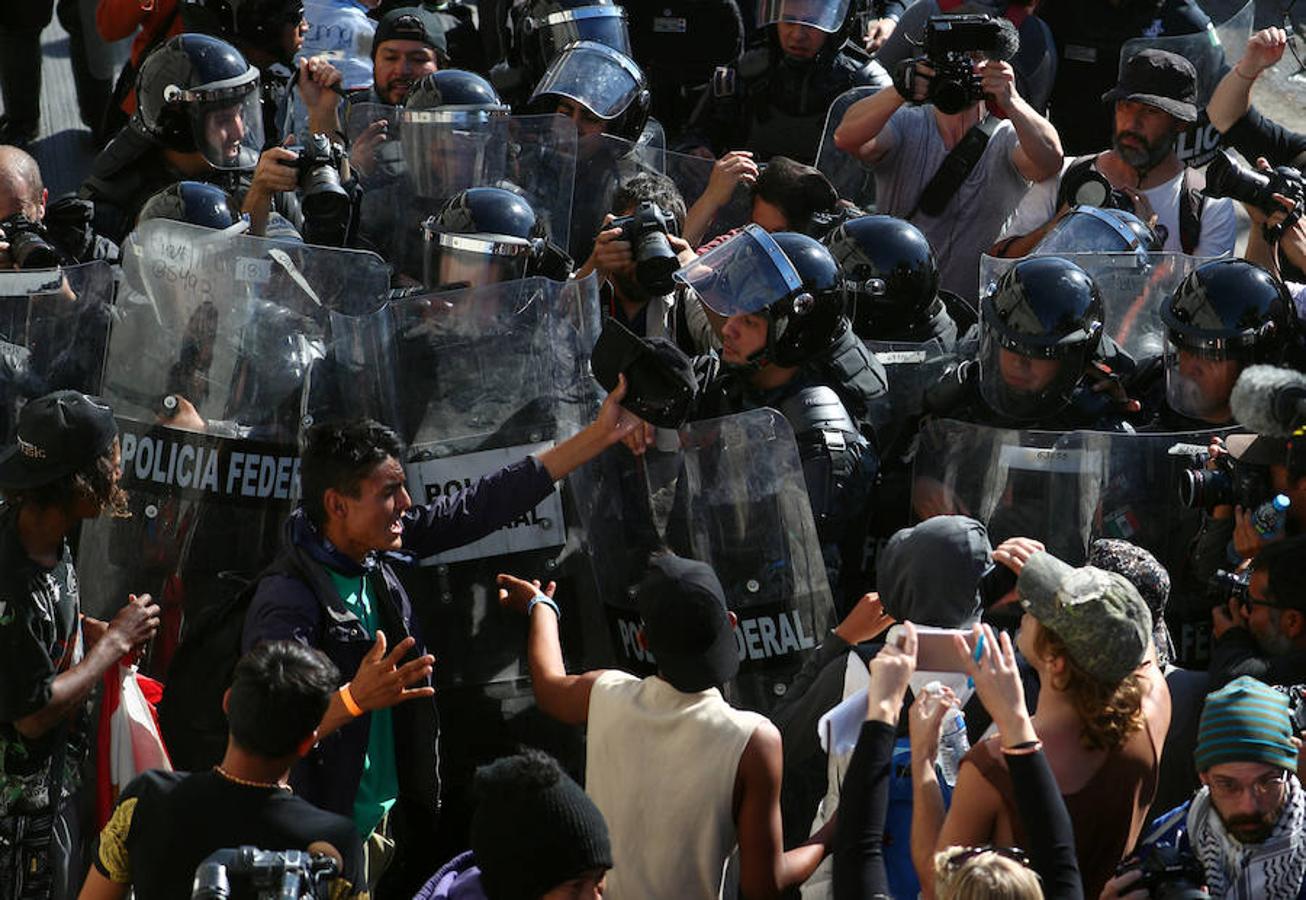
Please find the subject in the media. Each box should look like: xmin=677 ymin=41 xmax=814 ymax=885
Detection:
xmin=937 ymin=707 xmax=970 ymax=787
xmin=1252 ymin=494 xmax=1292 ymax=540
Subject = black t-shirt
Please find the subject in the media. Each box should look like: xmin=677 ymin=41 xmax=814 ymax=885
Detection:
xmin=94 ymin=769 xmax=368 ymax=899
xmin=0 ymin=504 xmax=85 ymax=816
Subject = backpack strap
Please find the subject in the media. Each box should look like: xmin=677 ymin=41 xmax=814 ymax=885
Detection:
xmin=913 ymin=115 xmax=1000 ymax=219
xmin=1178 ymin=165 xmax=1207 ymax=255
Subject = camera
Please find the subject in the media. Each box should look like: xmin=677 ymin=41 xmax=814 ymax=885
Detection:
xmin=1178 ymin=451 xmax=1274 ymax=511
xmin=0 ymin=214 xmax=63 ymax=270
xmin=1115 ymin=843 xmax=1207 ymax=900
xmin=192 ymin=847 xmax=338 ymax=900
xmin=1205 ymin=150 xmax=1305 ymax=236
xmin=609 ymin=201 xmax=680 ymax=296
xmin=1208 ymin=568 xmax=1251 ymax=606
xmin=287 ymin=133 xmax=350 ymax=243
xmin=1059 ymin=167 xmax=1135 ymax=215
xmin=914 ymin=15 xmax=1017 ymax=114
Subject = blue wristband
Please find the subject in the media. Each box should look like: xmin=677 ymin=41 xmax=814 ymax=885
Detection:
xmin=527 ymin=593 xmax=561 ymax=621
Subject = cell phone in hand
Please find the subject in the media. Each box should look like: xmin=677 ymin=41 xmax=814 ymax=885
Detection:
xmin=885 ymin=625 xmax=978 ymax=672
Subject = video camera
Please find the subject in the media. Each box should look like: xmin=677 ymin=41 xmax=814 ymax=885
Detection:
xmin=1205 ymin=150 xmax=1305 ymax=242
xmin=1177 ymin=449 xmax=1274 ymax=511
xmin=609 ymin=201 xmax=680 ymax=295
xmin=906 ymin=15 xmax=1018 ymax=114
xmin=191 ymin=847 xmax=339 ymax=900
xmin=1115 ymin=843 xmax=1207 ymax=900
xmin=0 ymin=215 xmax=63 ymax=270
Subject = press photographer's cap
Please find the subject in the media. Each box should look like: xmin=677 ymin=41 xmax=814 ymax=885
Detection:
xmin=1017 ymin=551 xmax=1152 ymax=685
xmin=637 ymin=554 xmax=738 ymax=693
xmin=0 ymin=391 xmax=118 ymax=490
xmin=1195 ymin=676 xmax=1297 ymax=773
xmin=1103 ymin=48 xmax=1198 ymax=123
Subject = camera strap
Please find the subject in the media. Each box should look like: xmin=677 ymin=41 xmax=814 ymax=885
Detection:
xmin=912 ymin=115 xmax=999 ymax=220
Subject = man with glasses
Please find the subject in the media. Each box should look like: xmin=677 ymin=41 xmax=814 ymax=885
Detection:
xmin=1102 ymin=675 xmax=1306 ymax=899
xmin=1210 ymin=535 xmax=1306 ymax=690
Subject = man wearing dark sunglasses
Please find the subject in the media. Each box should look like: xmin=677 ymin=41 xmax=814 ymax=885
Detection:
xmin=1210 ymin=534 xmax=1306 ymax=690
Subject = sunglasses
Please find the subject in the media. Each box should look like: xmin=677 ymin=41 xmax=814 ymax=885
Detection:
xmin=943 ymin=845 xmax=1031 ymax=871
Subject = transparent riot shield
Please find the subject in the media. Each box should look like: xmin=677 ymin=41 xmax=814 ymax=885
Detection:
xmin=865 ymin=338 xmax=954 ymax=428
xmin=815 ymin=86 xmax=877 ymax=211
xmin=0 ymin=262 xmax=115 ymax=442
xmin=361 ymin=112 xmax=578 ymax=279
xmin=1120 ymin=0 xmax=1253 ymax=168
xmin=978 ymin=252 xmax=1219 ymax=364
xmin=573 ymin=407 xmax=835 ymax=715
xmin=76 ymin=221 xmax=391 ymax=681
xmin=346 ymin=101 xmax=407 ymax=184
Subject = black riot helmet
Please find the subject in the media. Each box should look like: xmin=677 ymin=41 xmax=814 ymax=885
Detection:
xmin=182 ymin=0 xmax=306 ymax=64
xmin=134 ymin=33 xmax=263 ymax=169
xmin=823 ymin=215 xmax=941 ymax=340
xmin=421 ymin=186 xmax=572 ymax=288
xmin=1034 ymin=206 xmax=1162 ymax=257
xmin=404 ymin=69 xmax=509 ymax=114
xmin=1160 ymin=258 xmax=1297 ymax=421
xmin=513 ymin=0 xmax=632 ymax=88
xmin=978 ymin=256 xmax=1104 ymax=422
xmin=759 ymin=0 xmax=855 ymax=64
xmin=528 ymin=40 xmax=650 ymax=141
xmin=674 ymin=225 xmax=845 ymax=368
xmin=137 ymin=181 xmax=244 ymax=230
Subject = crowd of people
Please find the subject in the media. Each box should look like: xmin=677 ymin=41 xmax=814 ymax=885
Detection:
xmin=3 ymin=0 xmax=1306 ymax=897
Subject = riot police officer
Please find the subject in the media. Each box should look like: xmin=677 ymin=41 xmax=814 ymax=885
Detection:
xmin=135 ymin=180 xmax=246 ymax=231
xmin=822 ymin=214 xmax=963 ymax=346
xmin=423 ymin=186 xmax=572 ymax=289
xmin=683 ymin=0 xmax=887 ymax=164
xmin=490 ymin=0 xmax=632 ymax=109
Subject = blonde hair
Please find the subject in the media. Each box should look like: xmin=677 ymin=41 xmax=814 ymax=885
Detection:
xmin=933 ymin=847 xmax=1044 ymax=900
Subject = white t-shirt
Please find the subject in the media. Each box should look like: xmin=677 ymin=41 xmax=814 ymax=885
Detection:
xmin=1000 ymin=156 xmax=1237 ymax=258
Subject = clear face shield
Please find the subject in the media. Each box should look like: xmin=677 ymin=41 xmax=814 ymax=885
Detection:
xmin=758 ymin=0 xmax=851 ymax=32
xmin=528 ymin=40 xmax=644 ymax=123
xmin=1164 ymin=336 xmax=1241 ymax=423
xmin=400 ymin=111 xmax=511 ymax=199
xmin=978 ymin=327 xmax=1079 ymax=421
xmin=529 ymin=5 xmax=632 ymax=63
xmin=1033 ymin=207 xmax=1158 ymax=258
xmin=672 ymin=224 xmax=803 ymax=318
xmin=172 ymin=69 xmax=264 ymax=170
xmin=421 ymin=229 xmax=535 ymax=290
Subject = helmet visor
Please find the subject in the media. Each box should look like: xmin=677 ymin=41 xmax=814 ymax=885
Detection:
xmin=528 ymin=41 xmax=643 ymax=120
xmin=535 ymin=7 xmax=632 ymax=64
xmin=978 ymin=325 xmax=1075 ymax=422
xmin=758 ymin=0 xmax=851 ymax=33
xmin=1164 ymin=339 xmax=1240 ymax=422
xmin=1034 ymin=208 xmax=1151 ymax=256
xmin=183 ymin=70 xmax=264 ymax=170
xmin=672 ymin=224 xmax=802 ymax=317
xmin=400 ymin=115 xmax=511 ymax=198
xmin=422 ymin=228 xmax=533 ymax=289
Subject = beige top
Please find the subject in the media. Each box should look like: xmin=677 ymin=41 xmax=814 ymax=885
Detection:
xmin=586 ymin=671 xmax=766 ymax=899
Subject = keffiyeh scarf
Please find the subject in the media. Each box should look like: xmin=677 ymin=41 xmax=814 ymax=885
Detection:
xmin=1187 ymin=777 xmax=1306 ymax=899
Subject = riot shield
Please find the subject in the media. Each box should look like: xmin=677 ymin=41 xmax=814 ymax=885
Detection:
xmin=866 ymin=338 xmax=954 ymax=427
xmin=0 ymin=262 xmax=115 ymax=442
xmin=573 ymin=408 xmax=835 ymax=715
xmin=345 ymin=101 xmax=407 ymax=184
xmin=815 ymin=86 xmax=877 ymax=211
xmin=1119 ymin=0 xmax=1253 ymax=168
xmin=978 ymin=252 xmax=1219 ymax=364
xmin=360 ymin=112 xmax=578 ymax=279
xmin=76 ymin=221 xmax=391 ymax=679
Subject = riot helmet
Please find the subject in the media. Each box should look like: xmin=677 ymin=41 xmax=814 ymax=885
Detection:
xmin=1034 ymin=206 xmax=1162 ymax=257
xmin=137 ymin=181 xmax=245 ymax=230
xmin=422 ymin=186 xmax=570 ymax=288
xmin=404 ymin=69 xmax=509 ymax=115
xmin=759 ymin=0 xmax=854 ymax=63
xmin=978 ymin=256 xmax=1104 ymax=422
xmin=134 ymin=33 xmax=264 ymax=169
xmin=183 ymin=0 xmax=306 ymax=64
xmin=528 ymin=40 xmax=650 ymax=141
xmin=513 ymin=0 xmax=632 ymax=88
xmin=823 ymin=215 xmax=941 ymax=340
xmin=674 ymin=225 xmax=845 ymax=368
xmin=1160 ymin=258 xmax=1296 ymax=422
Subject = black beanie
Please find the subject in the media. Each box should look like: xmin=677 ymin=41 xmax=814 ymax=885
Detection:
xmin=371 ymin=5 xmax=448 ymax=59
xmin=470 ymin=750 xmax=612 ymax=900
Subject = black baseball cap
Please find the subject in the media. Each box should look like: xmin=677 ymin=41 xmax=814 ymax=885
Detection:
xmin=0 ymin=391 xmax=118 ymax=490
xmin=1227 ymin=432 xmax=1289 ymax=467
xmin=372 ymin=6 xmax=448 ymax=58
xmin=637 ymin=554 xmax=738 ymax=693
xmin=1102 ymin=49 xmax=1198 ymax=123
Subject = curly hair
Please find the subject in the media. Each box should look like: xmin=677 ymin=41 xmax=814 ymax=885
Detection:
xmin=3 ymin=442 xmax=129 ymax=518
xmin=1033 ymin=624 xmax=1146 ymax=752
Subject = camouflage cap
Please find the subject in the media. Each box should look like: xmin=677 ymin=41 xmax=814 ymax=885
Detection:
xmin=1017 ymin=551 xmax=1152 ymax=685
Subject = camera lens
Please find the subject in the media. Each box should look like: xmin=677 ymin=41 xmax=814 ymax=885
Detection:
xmin=1179 ymin=468 xmax=1234 ymax=510
xmin=634 ymin=231 xmax=679 ymax=296
xmin=1204 ymin=150 xmax=1276 ymax=211
xmin=9 ymin=231 xmax=62 ymax=270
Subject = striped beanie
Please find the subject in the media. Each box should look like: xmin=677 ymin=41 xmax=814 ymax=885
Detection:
xmin=1194 ymin=676 xmax=1298 ymax=774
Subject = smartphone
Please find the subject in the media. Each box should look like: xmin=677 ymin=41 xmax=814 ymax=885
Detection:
xmin=885 ymin=625 xmax=980 ymax=672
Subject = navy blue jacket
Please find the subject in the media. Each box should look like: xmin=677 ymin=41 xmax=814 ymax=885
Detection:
xmin=241 ymin=455 xmax=555 ymax=825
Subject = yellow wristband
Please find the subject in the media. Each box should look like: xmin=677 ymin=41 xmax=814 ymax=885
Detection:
xmin=339 ymin=684 xmax=364 ymax=718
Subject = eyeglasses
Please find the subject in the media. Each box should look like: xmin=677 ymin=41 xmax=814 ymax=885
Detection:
xmin=943 ymin=845 xmax=1031 ymax=872
xmin=1208 ymin=770 xmax=1290 ymax=802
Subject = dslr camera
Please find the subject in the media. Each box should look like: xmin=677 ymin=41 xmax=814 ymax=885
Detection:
xmin=911 ymin=15 xmax=1015 ymax=114
xmin=1205 ymin=150 xmax=1305 ymax=240
xmin=0 ymin=214 xmax=63 ymax=270
xmin=1059 ymin=167 xmax=1136 ymax=215
xmin=1208 ymin=568 xmax=1251 ymax=606
xmin=609 ymin=201 xmax=680 ymax=296
xmin=1178 ymin=450 xmax=1273 ymax=511
xmin=192 ymin=846 xmax=339 ymax=900
xmin=287 ymin=133 xmax=351 ymax=243
xmin=1115 ymin=843 xmax=1207 ymax=900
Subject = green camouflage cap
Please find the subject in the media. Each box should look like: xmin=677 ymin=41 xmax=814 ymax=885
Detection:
xmin=1017 ymin=551 xmax=1152 ymax=685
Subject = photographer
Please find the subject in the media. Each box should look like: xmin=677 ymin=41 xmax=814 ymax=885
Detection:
xmin=1207 ymin=28 xmax=1306 ymax=182
xmin=0 ymin=146 xmax=116 ymax=270
xmin=993 ymin=49 xmax=1236 ymax=260
xmin=833 ymin=14 xmax=1062 ymax=301
xmin=80 ymin=641 xmax=366 ymax=900
xmin=684 ymin=154 xmax=841 ymax=249
xmin=1101 ymin=676 xmax=1306 ymax=900
xmin=1209 ymin=536 xmax=1306 ymax=691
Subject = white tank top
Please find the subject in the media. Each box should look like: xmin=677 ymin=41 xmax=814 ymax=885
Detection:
xmin=585 ymin=671 xmax=766 ymax=899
